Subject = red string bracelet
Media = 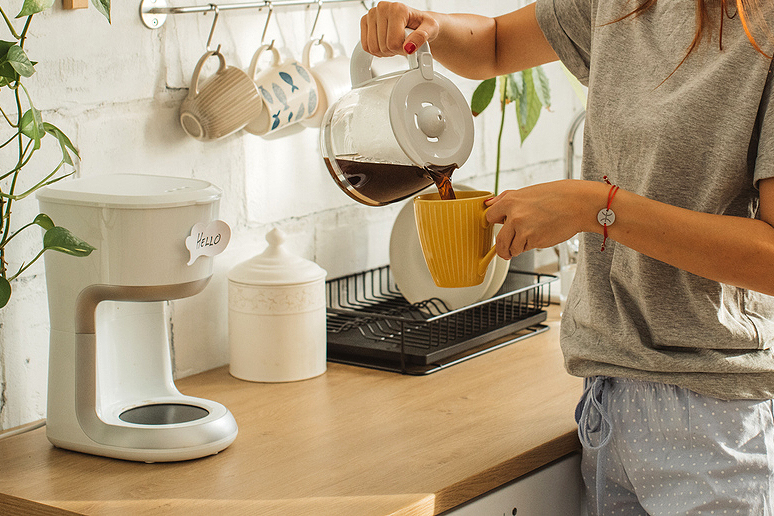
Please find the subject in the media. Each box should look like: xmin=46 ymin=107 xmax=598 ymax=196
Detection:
xmin=598 ymin=176 xmax=619 ymax=251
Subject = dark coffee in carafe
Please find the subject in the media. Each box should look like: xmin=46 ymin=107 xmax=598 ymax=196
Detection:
xmin=325 ymin=158 xmax=457 ymax=205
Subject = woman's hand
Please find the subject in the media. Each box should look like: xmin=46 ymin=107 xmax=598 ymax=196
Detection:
xmin=489 ymin=177 xmax=774 ymax=296
xmin=360 ymin=2 xmax=439 ymax=57
xmin=359 ymin=2 xmax=556 ymax=79
xmin=485 ymin=180 xmax=602 ymax=259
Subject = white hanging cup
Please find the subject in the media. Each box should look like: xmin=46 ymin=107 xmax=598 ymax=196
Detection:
xmin=301 ymin=39 xmax=351 ymax=128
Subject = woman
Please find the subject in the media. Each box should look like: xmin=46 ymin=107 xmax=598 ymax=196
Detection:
xmin=362 ymin=1 xmax=774 ymax=514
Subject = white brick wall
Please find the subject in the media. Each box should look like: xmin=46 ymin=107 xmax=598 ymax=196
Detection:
xmin=0 ymin=0 xmax=584 ymax=430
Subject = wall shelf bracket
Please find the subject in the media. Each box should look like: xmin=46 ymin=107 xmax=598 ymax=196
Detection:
xmin=140 ymin=0 xmax=168 ymax=29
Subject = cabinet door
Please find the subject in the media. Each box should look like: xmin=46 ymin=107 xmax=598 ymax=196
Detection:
xmin=442 ymin=453 xmax=585 ymax=516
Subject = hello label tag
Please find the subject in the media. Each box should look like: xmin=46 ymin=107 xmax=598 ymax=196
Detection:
xmin=186 ymin=220 xmax=231 ymax=265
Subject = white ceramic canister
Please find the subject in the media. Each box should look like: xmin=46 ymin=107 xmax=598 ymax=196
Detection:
xmin=227 ymin=228 xmax=327 ymax=382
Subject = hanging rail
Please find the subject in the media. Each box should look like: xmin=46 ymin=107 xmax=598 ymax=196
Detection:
xmin=140 ymin=0 xmax=371 ymax=29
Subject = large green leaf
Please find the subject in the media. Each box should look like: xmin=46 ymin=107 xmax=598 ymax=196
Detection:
xmin=504 ymin=73 xmax=521 ymax=102
xmin=34 ymin=213 xmax=55 ymax=230
xmin=91 ymin=0 xmax=111 ymax=23
xmin=20 ymin=108 xmax=44 ymax=150
xmin=514 ymin=68 xmax=543 ymax=144
xmin=533 ymin=66 xmax=551 ymax=109
xmin=6 ymin=45 xmax=34 ymax=77
xmin=471 ymin=77 xmax=496 ymax=116
xmin=0 ymin=41 xmax=13 ymax=57
xmin=0 ymin=277 xmax=10 ymax=308
xmin=517 ymin=69 xmax=531 ymax=123
xmin=43 ymin=122 xmax=79 ymax=165
xmin=0 ymin=41 xmax=20 ymax=85
xmin=17 ymin=0 xmax=55 ymax=17
xmin=43 ymin=226 xmax=96 ymax=257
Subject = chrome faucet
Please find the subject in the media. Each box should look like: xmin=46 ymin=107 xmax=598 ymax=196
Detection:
xmin=557 ymin=110 xmax=585 ymax=307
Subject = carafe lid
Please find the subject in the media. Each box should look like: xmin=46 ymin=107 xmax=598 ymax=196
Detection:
xmin=389 ymin=60 xmax=474 ymax=169
xmin=227 ymin=228 xmax=326 ymax=286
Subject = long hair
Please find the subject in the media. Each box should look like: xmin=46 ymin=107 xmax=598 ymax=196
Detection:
xmin=615 ymin=0 xmax=772 ymax=80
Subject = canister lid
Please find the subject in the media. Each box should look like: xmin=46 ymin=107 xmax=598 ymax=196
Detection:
xmin=227 ymin=228 xmax=327 ymax=286
xmin=36 ymin=173 xmax=222 ymax=209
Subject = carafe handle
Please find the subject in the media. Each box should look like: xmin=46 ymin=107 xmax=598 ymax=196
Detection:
xmin=350 ymin=29 xmax=432 ymax=88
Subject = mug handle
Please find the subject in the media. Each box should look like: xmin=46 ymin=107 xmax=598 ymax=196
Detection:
xmin=248 ymin=44 xmax=282 ymax=80
xmin=478 ymin=246 xmax=498 ymax=277
xmin=350 ymin=28 xmax=432 ymax=88
xmin=189 ymin=49 xmax=227 ymax=98
xmin=302 ymin=38 xmax=334 ymax=68
xmin=477 ymin=207 xmax=498 ymax=276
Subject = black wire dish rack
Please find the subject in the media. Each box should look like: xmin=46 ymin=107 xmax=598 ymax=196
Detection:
xmin=326 ymin=265 xmax=556 ymax=375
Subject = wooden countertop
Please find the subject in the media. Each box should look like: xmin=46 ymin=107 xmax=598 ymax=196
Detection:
xmin=0 ymin=305 xmax=582 ymax=516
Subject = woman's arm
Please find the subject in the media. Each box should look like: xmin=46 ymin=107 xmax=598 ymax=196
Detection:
xmin=485 ymin=178 xmax=774 ymax=296
xmin=360 ymin=1 xmax=558 ymax=79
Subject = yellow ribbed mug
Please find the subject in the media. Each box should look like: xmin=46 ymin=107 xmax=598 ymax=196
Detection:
xmin=413 ymin=190 xmax=498 ymax=288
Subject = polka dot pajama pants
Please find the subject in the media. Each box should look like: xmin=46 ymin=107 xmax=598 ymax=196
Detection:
xmin=576 ymin=377 xmax=774 ymax=515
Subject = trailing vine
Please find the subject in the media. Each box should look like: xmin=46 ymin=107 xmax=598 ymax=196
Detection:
xmin=0 ymin=0 xmax=110 ymax=307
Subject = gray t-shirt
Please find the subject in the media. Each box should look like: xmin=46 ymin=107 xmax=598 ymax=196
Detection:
xmin=536 ymin=0 xmax=774 ymax=399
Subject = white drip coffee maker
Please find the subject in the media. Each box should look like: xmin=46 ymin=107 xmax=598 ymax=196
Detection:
xmin=37 ymin=174 xmax=237 ymax=462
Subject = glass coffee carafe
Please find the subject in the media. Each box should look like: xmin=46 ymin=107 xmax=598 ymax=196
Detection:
xmin=321 ymin=33 xmax=475 ymax=206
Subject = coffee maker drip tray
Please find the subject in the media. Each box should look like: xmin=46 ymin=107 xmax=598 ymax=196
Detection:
xmin=326 ymin=266 xmax=555 ymax=375
xmin=120 ymin=404 xmax=210 ymax=425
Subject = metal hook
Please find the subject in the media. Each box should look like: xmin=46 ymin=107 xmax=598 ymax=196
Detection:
xmin=205 ymin=4 xmax=220 ymax=51
xmin=309 ymin=0 xmax=323 ymax=39
xmin=260 ymin=1 xmax=275 ymax=48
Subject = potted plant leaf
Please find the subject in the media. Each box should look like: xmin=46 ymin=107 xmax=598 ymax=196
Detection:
xmin=0 ymin=0 xmax=111 ymax=308
xmin=470 ymin=67 xmax=551 ymax=194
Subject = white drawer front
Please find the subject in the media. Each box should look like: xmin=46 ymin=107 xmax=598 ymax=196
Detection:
xmin=442 ymin=453 xmax=585 ymax=516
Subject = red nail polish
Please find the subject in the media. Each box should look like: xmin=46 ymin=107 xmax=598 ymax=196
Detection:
xmin=404 ymin=41 xmax=417 ymax=54
xmin=485 ymin=197 xmax=494 ymax=203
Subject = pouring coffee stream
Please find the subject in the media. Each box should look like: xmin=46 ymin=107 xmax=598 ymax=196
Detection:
xmin=321 ymin=31 xmax=472 ymax=206
xmin=425 ymin=164 xmax=457 ymax=200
